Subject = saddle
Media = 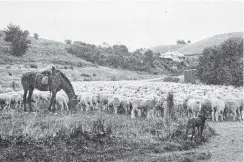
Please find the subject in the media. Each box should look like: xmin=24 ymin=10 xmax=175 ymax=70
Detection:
xmin=35 ymin=73 xmax=51 ymax=91
xmin=41 ymin=75 xmax=49 ymax=85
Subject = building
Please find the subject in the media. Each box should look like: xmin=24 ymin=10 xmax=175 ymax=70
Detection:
xmin=160 ymin=51 xmax=186 ymax=62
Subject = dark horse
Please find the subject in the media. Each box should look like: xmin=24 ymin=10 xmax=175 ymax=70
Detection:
xmin=21 ymin=65 xmax=78 ymax=112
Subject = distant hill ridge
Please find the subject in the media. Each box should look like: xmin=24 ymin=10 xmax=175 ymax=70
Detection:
xmin=149 ymin=32 xmax=243 ymax=56
xmin=177 ymin=32 xmax=243 ymax=55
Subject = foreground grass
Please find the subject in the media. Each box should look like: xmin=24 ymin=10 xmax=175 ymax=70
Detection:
xmin=0 ymin=109 xmax=215 ymax=162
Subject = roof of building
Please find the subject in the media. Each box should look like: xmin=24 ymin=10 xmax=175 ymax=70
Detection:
xmin=161 ymin=51 xmax=185 ymax=58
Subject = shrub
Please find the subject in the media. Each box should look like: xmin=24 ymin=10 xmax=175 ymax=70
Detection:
xmin=65 ymin=39 xmax=72 ymax=45
xmin=3 ymin=23 xmax=31 ymax=56
xmin=80 ymin=73 xmax=91 ymax=77
xmin=30 ymin=64 xmax=38 ymax=69
xmin=34 ymin=33 xmax=39 ymax=40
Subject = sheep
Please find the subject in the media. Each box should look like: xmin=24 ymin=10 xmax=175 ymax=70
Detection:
xmin=0 ymin=93 xmax=11 ymax=110
xmin=107 ymin=95 xmax=121 ymax=114
xmin=96 ymin=93 xmax=113 ymax=111
xmin=77 ymin=94 xmax=93 ymax=111
xmin=147 ymin=96 xmax=166 ymax=119
xmin=186 ymin=98 xmax=202 ymax=118
xmin=130 ymin=97 xmax=157 ymax=119
xmin=56 ymin=93 xmax=68 ymax=110
xmin=38 ymin=92 xmax=51 ymax=104
xmin=224 ymin=99 xmax=240 ymax=121
xmin=119 ymin=96 xmax=131 ymax=115
xmin=8 ymin=92 xmax=22 ymax=109
xmin=211 ymin=98 xmax=225 ymax=122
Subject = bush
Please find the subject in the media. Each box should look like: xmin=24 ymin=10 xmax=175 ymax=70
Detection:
xmin=30 ymin=64 xmax=38 ymax=69
xmin=80 ymin=73 xmax=91 ymax=77
xmin=197 ymin=37 xmax=243 ymax=87
xmin=34 ymin=33 xmax=39 ymax=40
xmin=65 ymin=39 xmax=72 ymax=45
xmin=3 ymin=23 xmax=31 ymax=56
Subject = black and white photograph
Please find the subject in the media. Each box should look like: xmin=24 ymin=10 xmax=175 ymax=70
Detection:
xmin=0 ymin=0 xmax=243 ymax=161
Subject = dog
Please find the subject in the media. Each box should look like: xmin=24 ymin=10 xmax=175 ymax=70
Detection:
xmin=186 ymin=114 xmax=207 ymax=140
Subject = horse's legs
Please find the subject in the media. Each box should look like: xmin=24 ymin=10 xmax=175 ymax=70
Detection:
xmin=23 ymin=90 xmax=28 ymax=112
xmin=50 ymin=90 xmax=57 ymax=113
xmin=220 ymin=112 xmax=224 ymax=121
xmin=131 ymin=107 xmax=136 ymax=118
xmin=28 ymin=88 xmax=34 ymax=112
xmin=211 ymin=111 xmax=215 ymax=121
xmin=215 ymin=112 xmax=219 ymax=122
xmin=191 ymin=128 xmax=195 ymax=140
xmin=197 ymin=126 xmax=200 ymax=136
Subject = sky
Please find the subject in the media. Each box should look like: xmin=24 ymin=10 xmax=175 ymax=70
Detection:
xmin=0 ymin=0 xmax=243 ymax=51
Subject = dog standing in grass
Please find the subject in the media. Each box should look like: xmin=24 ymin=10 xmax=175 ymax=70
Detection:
xmin=186 ymin=114 xmax=207 ymax=140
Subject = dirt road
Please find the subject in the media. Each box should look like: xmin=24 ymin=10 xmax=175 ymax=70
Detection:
xmin=199 ymin=121 xmax=243 ymax=162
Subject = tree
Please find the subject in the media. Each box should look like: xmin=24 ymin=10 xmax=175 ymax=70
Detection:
xmin=3 ymin=23 xmax=31 ymax=56
xmin=34 ymin=33 xmax=39 ymax=40
xmin=65 ymin=39 xmax=72 ymax=45
xmin=187 ymin=40 xmax=191 ymax=43
xmin=143 ymin=50 xmax=154 ymax=64
xmin=177 ymin=40 xmax=186 ymax=45
xmin=197 ymin=37 xmax=243 ymax=87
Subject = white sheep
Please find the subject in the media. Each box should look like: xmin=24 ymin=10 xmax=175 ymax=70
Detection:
xmin=0 ymin=93 xmax=12 ymax=110
xmin=8 ymin=92 xmax=22 ymax=108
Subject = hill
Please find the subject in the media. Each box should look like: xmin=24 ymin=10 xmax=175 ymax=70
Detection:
xmin=177 ymin=32 xmax=243 ymax=55
xmin=0 ymin=36 xmax=91 ymax=66
xmin=149 ymin=44 xmax=185 ymax=53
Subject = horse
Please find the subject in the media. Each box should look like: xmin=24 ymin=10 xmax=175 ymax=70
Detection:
xmin=21 ymin=65 xmax=78 ymax=112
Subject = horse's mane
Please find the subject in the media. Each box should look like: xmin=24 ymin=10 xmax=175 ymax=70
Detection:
xmin=56 ymin=70 xmax=75 ymax=93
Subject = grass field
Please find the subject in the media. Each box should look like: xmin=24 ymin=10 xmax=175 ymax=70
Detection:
xmin=0 ymin=108 xmax=215 ymax=162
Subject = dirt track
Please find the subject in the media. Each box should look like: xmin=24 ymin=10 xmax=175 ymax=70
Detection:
xmin=199 ymin=121 xmax=243 ymax=162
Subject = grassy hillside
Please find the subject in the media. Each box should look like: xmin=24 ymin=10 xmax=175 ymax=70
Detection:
xmin=149 ymin=44 xmax=185 ymax=53
xmin=0 ymin=36 xmax=91 ymax=66
xmin=177 ymin=32 xmax=243 ymax=55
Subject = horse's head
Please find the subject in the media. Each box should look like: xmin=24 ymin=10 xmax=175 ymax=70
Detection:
xmin=68 ymin=95 xmax=79 ymax=109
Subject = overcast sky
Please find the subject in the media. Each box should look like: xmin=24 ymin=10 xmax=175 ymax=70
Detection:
xmin=0 ymin=0 xmax=242 ymax=51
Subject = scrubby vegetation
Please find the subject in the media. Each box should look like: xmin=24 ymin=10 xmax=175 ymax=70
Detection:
xmin=66 ymin=41 xmax=187 ymax=74
xmin=197 ymin=37 xmax=243 ymax=87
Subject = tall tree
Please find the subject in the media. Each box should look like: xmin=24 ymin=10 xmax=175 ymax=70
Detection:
xmin=3 ymin=23 xmax=31 ymax=56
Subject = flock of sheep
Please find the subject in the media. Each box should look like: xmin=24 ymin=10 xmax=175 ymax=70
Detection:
xmin=71 ymin=81 xmax=243 ymax=121
xmin=0 ymin=80 xmax=243 ymax=122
